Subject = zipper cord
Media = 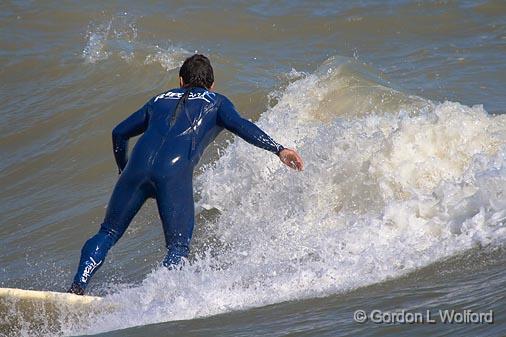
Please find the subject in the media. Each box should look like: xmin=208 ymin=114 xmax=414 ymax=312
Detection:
xmin=169 ymin=88 xmax=192 ymax=128
xmin=168 ymin=87 xmax=198 ymax=159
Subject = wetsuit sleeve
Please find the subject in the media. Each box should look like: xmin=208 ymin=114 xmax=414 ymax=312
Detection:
xmin=217 ymin=96 xmax=284 ymax=154
xmin=112 ymin=100 xmax=151 ymax=173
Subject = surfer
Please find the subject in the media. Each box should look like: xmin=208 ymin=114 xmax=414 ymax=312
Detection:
xmin=68 ymin=54 xmax=304 ymax=295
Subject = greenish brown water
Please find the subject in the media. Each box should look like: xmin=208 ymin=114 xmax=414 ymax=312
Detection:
xmin=1 ymin=1 xmax=505 ymax=336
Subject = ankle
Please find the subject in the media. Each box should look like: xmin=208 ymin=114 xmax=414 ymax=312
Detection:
xmin=67 ymin=282 xmax=85 ymax=295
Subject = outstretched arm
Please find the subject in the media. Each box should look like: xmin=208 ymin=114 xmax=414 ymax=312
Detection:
xmin=217 ymin=96 xmax=303 ymax=170
xmin=112 ymin=101 xmax=151 ymax=173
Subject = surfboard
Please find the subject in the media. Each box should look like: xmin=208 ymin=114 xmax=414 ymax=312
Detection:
xmin=0 ymin=288 xmax=109 ymax=335
xmin=0 ymin=287 xmax=102 ymax=305
xmin=0 ymin=287 xmax=106 ymax=320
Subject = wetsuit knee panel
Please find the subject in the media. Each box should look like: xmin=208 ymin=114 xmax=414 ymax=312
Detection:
xmin=98 ymin=225 xmax=122 ymax=244
xmin=81 ymin=227 xmax=118 ymax=256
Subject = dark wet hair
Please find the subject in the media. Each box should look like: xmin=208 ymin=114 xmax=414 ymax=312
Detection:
xmin=179 ymin=54 xmax=214 ymax=89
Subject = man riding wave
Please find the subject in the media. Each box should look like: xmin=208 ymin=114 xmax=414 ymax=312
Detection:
xmin=69 ymin=54 xmax=303 ymax=295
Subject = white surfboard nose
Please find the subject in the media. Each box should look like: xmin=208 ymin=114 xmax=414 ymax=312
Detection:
xmin=0 ymin=287 xmax=102 ymax=304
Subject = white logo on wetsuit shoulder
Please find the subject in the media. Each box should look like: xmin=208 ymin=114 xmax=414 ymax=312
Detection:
xmin=154 ymin=90 xmax=216 ymax=103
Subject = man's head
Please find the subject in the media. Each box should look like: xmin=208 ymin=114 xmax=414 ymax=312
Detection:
xmin=179 ymin=54 xmax=214 ymax=90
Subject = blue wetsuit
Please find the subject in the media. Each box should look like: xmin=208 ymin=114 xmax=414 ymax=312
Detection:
xmin=71 ymin=87 xmax=284 ymax=290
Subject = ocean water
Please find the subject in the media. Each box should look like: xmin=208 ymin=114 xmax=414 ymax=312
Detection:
xmin=0 ymin=1 xmax=505 ymax=336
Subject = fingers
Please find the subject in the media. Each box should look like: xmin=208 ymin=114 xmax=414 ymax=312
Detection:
xmin=286 ymin=153 xmax=303 ymax=171
xmin=295 ymin=153 xmax=304 ymax=171
xmin=279 ymin=148 xmax=304 ymax=171
xmin=289 ymin=159 xmax=298 ymax=170
xmin=293 ymin=157 xmax=303 ymax=171
xmin=289 ymin=151 xmax=303 ymax=171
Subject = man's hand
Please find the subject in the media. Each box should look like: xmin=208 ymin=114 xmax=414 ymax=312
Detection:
xmin=278 ymin=148 xmax=304 ymax=171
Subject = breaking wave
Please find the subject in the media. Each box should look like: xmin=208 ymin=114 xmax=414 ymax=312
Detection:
xmin=8 ymin=57 xmax=506 ymax=336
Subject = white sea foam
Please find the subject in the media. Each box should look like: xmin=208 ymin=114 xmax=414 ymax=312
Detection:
xmin=82 ymin=20 xmax=113 ymax=63
xmin=82 ymin=14 xmax=188 ymax=71
xmin=143 ymin=46 xmax=189 ymax=71
xmin=42 ymin=58 xmax=506 ymax=335
xmin=82 ymin=13 xmax=136 ymax=64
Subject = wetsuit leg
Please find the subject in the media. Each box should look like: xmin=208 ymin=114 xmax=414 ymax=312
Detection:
xmin=71 ymin=172 xmax=151 ymax=290
xmin=155 ymin=171 xmax=195 ymax=268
